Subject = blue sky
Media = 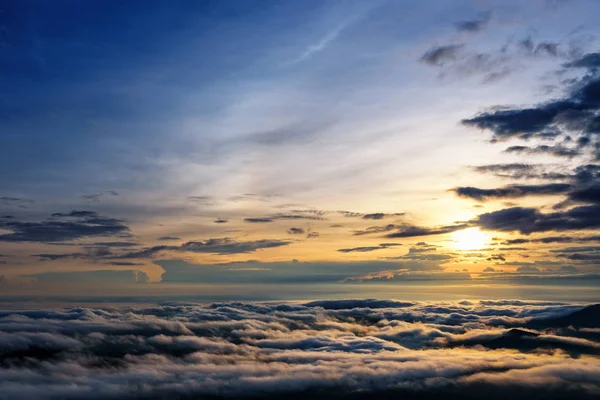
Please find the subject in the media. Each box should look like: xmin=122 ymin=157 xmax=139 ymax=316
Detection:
xmin=2 ymin=0 xmax=600 ymax=294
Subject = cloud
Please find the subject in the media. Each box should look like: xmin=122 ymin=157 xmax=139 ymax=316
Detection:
xmin=420 ymin=44 xmax=464 ymax=66
xmin=487 ymin=254 xmax=506 ymax=262
xmin=519 ymin=36 xmax=560 ymax=57
xmin=156 ymin=236 xmax=181 ymax=241
xmin=475 ymin=205 xmax=600 ymax=234
xmin=504 ymin=145 xmax=581 ymax=158
xmin=565 ymin=52 xmax=600 ymax=69
xmin=0 ymin=300 xmax=596 ymax=399
xmin=119 ymin=238 xmax=292 ymax=258
xmin=0 ymin=211 xmax=130 ymax=243
xmin=244 ymin=218 xmax=274 ymax=223
xmin=33 ymin=237 xmax=293 ymax=261
xmin=500 ymin=235 xmax=600 ymax=245
xmin=362 ymin=213 xmax=405 ymax=220
xmin=336 ymin=243 xmax=401 ymax=253
xmin=0 ymin=197 xmax=34 ymax=207
xmin=385 ymin=224 xmax=468 ymax=238
xmin=243 ymin=211 xmax=326 ymax=223
xmin=453 ymin=183 xmax=572 ymax=201
xmin=287 ymin=228 xmax=305 ymax=235
xmin=462 ymin=54 xmax=600 ymax=152
xmin=455 ymin=12 xmax=491 ymax=33
xmin=188 ymin=196 xmax=215 ymax=205
xmin=550 ymin=246 xmax=600 ymax=253
xmin=420 ymin=32 xmax=570 ymax=83
xmin=177 ymin=239 xmax=293 ymax=254
xmin=106 ymin=261 xmax=145 ymax=266
xmin=88 ymin=242 xmax=136 ymax=247
xmin=557 ymin=252 xmax=600 ymax=261
xmin=81 ymin=191 xmax=118 ymax=202
xmin=471 ymin=163 xmax=573 ymax=181
xmin=353 ymin=224 xmax=399 ymax=236
xmin=383 ymin=244 xmax=453 ymax=262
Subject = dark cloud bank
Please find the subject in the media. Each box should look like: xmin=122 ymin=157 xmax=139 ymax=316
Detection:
xmin=0 ymin=300 xmax=598 ymax=400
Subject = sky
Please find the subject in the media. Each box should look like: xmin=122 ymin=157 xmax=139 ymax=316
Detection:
xmin=2 ymin=0 xmax=600 ymax=299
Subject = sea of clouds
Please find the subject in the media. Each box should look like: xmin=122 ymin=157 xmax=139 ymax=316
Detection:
xmin=0 ymin=299 xmax=599 ymax=400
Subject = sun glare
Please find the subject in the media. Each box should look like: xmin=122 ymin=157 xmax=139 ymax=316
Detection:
xmin=451 ymin=228 xmax=488 ymax=251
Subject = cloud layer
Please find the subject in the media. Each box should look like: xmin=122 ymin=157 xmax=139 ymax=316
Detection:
xmin=0 ymin=300 xmax=598 ymax=400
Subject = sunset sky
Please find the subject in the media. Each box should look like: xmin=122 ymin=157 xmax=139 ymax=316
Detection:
xmin=2 ymin=0 xmax=600 ymax=298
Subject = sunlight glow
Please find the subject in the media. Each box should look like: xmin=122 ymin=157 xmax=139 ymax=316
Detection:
xmin=451 ymin=228 xmax=489 ymax=251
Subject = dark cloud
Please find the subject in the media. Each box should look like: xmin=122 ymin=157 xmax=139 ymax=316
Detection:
xmin=455 ymin=12 xmax=491 ymax=33
xmin=471 ymin=163 xmax=572 ymax=180
xmin=156 ymin=236 xmax=181 ymax=241
xmin=33 ymin=238 xmax=292 ymax=261
xmin=106 ymin=261 xmax=145 ymax=266
xmin=475 ymin=205 xmax=600 ymax=234
xmin=420 ymin=44 xmax=464 ymax=66
xmin=473 ymin=163 xmax=536 ymax=176
xmin=306 ymin=232 xmax=320 ymax=239
xmin=214 ymin=218 xmax=228 ymax=224
xmin=0 ymin=197 xmax=34 ymax=207
xmin=575 ymin=164 xmax=600 ymax=183
xmin=336 ymin=243 xmax=400 ymax=253
xmin=244 ymin=218 xmax=274 ymax=223
xmin=420 ymin=33 xmax=570 ymax=83
xmin=453 ymin=183 xmax=572 ymax=201
xmin=287 ymin=227 xmax=305 ymax=235
xmin=550 ymin=246 xmax=600 ymax=253
xmin=353 ymin=224 xmax=399 ymax=236
xmin=557 ymin=252 xmax=600 ymax=261
xmin=33 ymin=245 xmax=116 ymax=261
xmin=501 ymin=235 xmax=600 ymax=245
xmin=487 ymin=254 xmax=506 ymax=262
xmin=122 ymin=238 xmax=292 ymax=258
xmin=339 ymin=211 xmax=364 ymax=218
xmin=33 ymin=252 xmax=87 ymax=261
xmin=383 ymin=245 xmax=452 ymax=261
xmin=50 ymin=210 xmax=99 ymax=218
xmin=385 ymin=224 xmax=468 ymax=238
xmin=89 ymin=241 xmax=139 ymax=247
xmin=504 ymin=145 xmax=581 ymax=158
xmin=81 ymin=191 xmax=118 ymax=202
xmin=463 ymin=55 xmax=600 ymax=152
xmin=568 ymin=184 xmax=600 ymax=203
xmin=0 ymin=211 xmax=130 ymax=243
xmin=519 ymin=36 xmax=560 ymax=57
xmin=564 ymin=52 xmax=600 ymax=69
xmin=362 ymin=213 xmax=405 ymax=220
xmin=113 ymin=245 xmax=172 ymax=259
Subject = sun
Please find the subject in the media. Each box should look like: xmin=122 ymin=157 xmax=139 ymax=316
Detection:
xmin=451 ymin=228 xmax=489 ymax=251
